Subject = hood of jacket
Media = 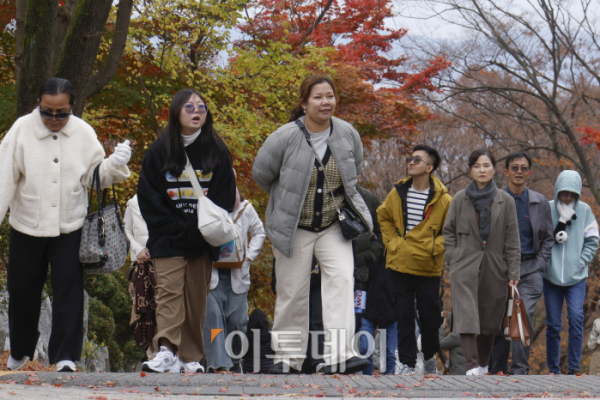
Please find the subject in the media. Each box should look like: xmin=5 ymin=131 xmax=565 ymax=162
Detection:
xmin=544 ymin=170 xmax=600 ymax=286
xmin=553 ymin=170 xmax=582 ymax=206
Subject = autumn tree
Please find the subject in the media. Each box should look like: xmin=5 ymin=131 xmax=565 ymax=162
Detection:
xmin=404 ymin=0 xmax=600 ymax=207
xmin=12 ymin=0 xmax=133 ymax=116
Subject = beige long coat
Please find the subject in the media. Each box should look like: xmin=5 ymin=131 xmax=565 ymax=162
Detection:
xmin=443 ymin=188 xmax=521 ymax=335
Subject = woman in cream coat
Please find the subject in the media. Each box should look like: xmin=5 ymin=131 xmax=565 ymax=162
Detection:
xmin=0 ymin=78 xmax=131 ymax=372
xmin=443 ymin=149 xmax=520 ymax=376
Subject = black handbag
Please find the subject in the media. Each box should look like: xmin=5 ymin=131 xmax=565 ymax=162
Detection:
xmin=79 ymin=164 xmax=130 ymax=274
xmin=295 ymin=120 xmax=368 ymax=240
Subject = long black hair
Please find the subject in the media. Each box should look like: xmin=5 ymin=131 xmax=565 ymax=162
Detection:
xmin=160 ymin=88 xmax=223 ymax=176
xmin=38 ymin=78 xmax=75 ymax=106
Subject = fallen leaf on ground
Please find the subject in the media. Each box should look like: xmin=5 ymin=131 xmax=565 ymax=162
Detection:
xmin=105 ymin=381 xmax=116 ymax=387
xmin=461 ymin=392 xmax=473 ymax=396
xmin=154 ymin=386 xmax=160 ymax=392
xmin=348 ymin=387 xmax=358 ymax=394
xmin=219 ymin=388 xmax=228 ymax=393
xmin=396 ymin=384 xmax=405 ymax=388
xmin=140 ymin=372 xmax=148 ymax=377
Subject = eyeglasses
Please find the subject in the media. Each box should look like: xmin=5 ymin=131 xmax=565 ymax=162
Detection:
xmin=509 ymin=165 xmax=530 ymax=173
xmin=183 ymin=104 xmax=208 ymax=114
xmin=406 ymin=155 xmax=430 ymax=165
xmin=559 ymin=192 xmax=577 ymax=199
xmin=40 ymin=110 xmax=71 ymax=121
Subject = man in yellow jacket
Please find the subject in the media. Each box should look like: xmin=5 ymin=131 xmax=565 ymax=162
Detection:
xmin=377 ymin=144 xmax=452 ymax=375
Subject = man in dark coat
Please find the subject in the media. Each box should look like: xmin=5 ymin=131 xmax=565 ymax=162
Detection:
xmin=490 ymin=151 xmax=554 ymax=375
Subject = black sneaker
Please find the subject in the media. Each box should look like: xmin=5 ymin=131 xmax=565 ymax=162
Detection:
xmin=567 ymin=369 xmax=579 ymax=375
xmin=230 ymin=363 xmax=242 ymax=373
xmin=268 ymin=362 xmax=300 ymax=374
xmin=324 ymin=357 xmax=370 ymax=375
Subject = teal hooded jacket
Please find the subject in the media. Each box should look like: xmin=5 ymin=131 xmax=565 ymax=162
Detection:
xmin=544 ymin=170 xmax=599 ymax=286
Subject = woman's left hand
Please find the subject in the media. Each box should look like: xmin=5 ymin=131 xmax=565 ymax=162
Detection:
xmin=244 ymin=257 xmax=251 ymax=262
xmin=109 ymin=140 xmax=132 ymax=167
xmin=508 ymin=279 xmax=519 ymax=287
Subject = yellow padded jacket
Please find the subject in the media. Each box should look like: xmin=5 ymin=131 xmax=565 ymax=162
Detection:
xmin=377 ymin=175 xmax=452 ymax=277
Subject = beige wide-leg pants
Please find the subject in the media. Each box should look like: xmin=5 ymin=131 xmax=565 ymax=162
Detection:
xmin=272 ymin=223 xmax=356 ymax=370
xmin=152 ymin=254 xmax=212 ymax=363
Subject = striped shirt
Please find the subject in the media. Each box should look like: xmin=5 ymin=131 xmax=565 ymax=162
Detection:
xmin=406 ymin=186 xmax=430 ymax=231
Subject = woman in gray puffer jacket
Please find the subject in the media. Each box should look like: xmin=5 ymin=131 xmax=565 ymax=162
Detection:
xmin=252 ymin=74 xmax=373 ymax=375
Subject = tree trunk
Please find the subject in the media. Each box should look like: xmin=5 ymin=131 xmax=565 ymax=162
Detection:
xmin=51 ymin=0 xmax=79 ymax=74
xmin=54 ymin=0 xmax=113 ymax=116
xmin=85 ymin=0 xmax=134 ymax=99
xmin=16 ymin=0 xmax=56 ymax=117
xmin=14 ymin=0 xmax=27 ymax=87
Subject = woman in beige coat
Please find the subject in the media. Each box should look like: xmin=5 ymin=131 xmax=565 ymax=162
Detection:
xmin=443 ymin=149 xmax=520 ymax=376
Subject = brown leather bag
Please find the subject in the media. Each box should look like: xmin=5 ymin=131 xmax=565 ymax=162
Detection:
xmin=503 ymin=285 xmax=530 ymax=346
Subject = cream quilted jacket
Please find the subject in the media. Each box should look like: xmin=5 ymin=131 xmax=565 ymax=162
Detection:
xmin=0 ymin=108 xmax=130 ymax=237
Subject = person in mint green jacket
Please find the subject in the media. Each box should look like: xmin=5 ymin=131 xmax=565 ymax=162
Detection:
xmin=543 ymin=170 xmax=599 ymax=374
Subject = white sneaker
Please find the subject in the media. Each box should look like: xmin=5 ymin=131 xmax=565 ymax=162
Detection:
xmin=7 ymin=355 xmax=28 ymax=371
xmin=466 ymin=367 xmax=479 ymax=375
xmin=315 ymin=363 xmax=326 ymax=373
xmin=180 ymin=361 xmax=204 ymax=373
xmin=142 ymin=346 xmax=180 ymax=373
xmin=478 ymin=365 xmax=489 ymax=375
xmin=396 ymin=362 xmax=416 ymax=375
xmin=56 ymin=360 xmax=76 ymax=372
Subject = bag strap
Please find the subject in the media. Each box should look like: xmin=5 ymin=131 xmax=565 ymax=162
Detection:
xmin=511 ymin=284 xmax=520 ymax=299
xmin=184 ymin=155 xmax=206 ymax=199
xmin=294 ymin=120 xmax=343 ymax=220
xmin=233 ymin=202 xmax=249 ymax=225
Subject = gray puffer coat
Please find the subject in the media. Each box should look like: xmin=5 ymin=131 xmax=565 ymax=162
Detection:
xmin=252 ymin=116 xmax=373 ymax=258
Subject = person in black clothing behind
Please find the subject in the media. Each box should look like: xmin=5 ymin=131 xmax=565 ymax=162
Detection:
xmin=137 ymin=88 xmax=236 ymax=373
xmin=243 ymin=309 xmax=275 ymax=374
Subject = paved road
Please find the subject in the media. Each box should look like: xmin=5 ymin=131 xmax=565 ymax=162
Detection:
xmin=0 ymin=371 xmax=598 ymax=398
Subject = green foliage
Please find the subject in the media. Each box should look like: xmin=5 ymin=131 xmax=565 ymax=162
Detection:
xmin=84 ymin=271 xmax=144 ymax=371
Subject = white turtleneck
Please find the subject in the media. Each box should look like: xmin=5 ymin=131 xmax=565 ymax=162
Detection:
xmin=182 ymin=128 xmax=201 ymax=147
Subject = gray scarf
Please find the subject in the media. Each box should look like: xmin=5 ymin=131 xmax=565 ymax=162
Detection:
xmin=465 ymin=179 xmax=497 ymax=243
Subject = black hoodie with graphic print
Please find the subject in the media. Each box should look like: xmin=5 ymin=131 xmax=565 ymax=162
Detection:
xmin=137 ymin=136 xmax=236 ymax=261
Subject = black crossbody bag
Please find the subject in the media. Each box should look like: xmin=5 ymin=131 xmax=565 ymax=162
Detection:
xmin=295 ymin=120 xmax=367 ymax=240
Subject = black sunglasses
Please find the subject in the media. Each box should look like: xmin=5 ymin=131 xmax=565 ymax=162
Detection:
xmin=406 ymin=155 xmax=431 ymax=165
xmin=40 ymin=110 xmax=72 ymax=121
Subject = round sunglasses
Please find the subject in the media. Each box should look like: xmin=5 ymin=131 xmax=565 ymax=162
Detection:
xmin=183 ymin=104 xmax=208 ymax=114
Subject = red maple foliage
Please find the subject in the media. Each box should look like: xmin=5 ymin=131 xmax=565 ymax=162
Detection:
xmin=238 ymin=0 xmax=450 ymax=142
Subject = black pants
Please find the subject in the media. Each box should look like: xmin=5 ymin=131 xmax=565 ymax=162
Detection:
xmin=302 ymin=280 xmax=324 ymax=372
xmin=8 ymin=228 xmax=84 ymax=364
xmin=388 ymin=270 xmax=442 ymax=368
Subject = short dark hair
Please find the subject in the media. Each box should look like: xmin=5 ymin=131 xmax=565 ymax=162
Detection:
xmin=413 ymin=144 xmax=440 ymax=172
xmin=468 ymin=149 xmax=496 ymax=169
xmin=38 ymin=78 xmax=75 ymax=106
xmin=504 ymin=151 xmax=532 ymax=169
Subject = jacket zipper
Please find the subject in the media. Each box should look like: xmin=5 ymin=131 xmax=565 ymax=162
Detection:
xmin=561 ymin=243 xmax=565 ymax=285
xmin=431 ymin=229 xmax=437 ymax=267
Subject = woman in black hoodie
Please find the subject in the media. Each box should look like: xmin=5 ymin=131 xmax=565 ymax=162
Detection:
xmin=137 ymin=89 xmax=236 ymax=373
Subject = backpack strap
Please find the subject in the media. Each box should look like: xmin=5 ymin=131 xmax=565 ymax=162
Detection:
xmin=233 ymin=202 xmax=250 ymax=224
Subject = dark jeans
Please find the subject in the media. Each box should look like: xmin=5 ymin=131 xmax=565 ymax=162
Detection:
xmin=7 ymin=228 xmax=84 ymax=364
xmin=388 ymin=270 xmax=442 ymax=368
xmin=358 ymin=317 xmax=397 ymax=375
xmin=491 ymin=271 xmax=543 ymax=375
xmin=544 ymin=278 xmax=586 ymax=373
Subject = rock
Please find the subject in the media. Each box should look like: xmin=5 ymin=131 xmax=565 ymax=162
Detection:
xmin=32 ymin=296 xmax=52 ymax=365
xmin=85 ymin=343 xmax=110 ymax=372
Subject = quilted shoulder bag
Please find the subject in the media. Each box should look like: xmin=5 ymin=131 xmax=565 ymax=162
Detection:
xmin=502 ymin=285 xmax=531 ymax=346
xmin=79 ymin=164 xmax=130 ymax=274
xmin=184 ymin=157 xmax=238 ymax=247
xmin=295 ymin=120 xmax=368 ymax=240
